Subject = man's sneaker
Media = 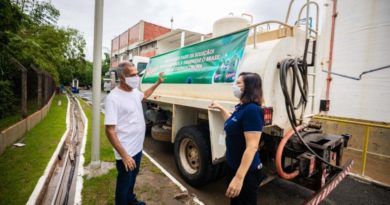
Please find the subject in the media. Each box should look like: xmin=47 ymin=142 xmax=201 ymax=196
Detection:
xmin=130 ymin=198 xmax=145 ymax=205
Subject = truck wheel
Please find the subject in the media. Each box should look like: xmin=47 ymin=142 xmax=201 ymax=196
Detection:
xmin=174 ymin=126 xmax=213 ymax=187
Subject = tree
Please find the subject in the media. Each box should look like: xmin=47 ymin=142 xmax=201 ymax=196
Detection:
xmin=102 ymin=52 xmax=111 ymax=76
xmin=11 ymin=0 xmax=59 ymax=26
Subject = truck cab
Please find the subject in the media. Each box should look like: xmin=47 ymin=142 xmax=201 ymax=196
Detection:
xmin=131 ymin=56 xmax=149 ymax=76
xmin=104 ymin=56 xmax=150 ymax=92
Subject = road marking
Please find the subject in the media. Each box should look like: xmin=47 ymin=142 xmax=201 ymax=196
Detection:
xmin=142 ymin=150 xmax=205 ymax=205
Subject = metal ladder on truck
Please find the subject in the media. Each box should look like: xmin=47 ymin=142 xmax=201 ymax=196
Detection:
xmin=286 ymin=0 xmax=320 ymax=122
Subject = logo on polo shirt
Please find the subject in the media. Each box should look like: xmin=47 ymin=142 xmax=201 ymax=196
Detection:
xmin=232 ymin=117 xmax=238 ymax=122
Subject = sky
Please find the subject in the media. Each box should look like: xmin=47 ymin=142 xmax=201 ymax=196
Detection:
xmin=51 ymin=0 xmax=318 ymax=61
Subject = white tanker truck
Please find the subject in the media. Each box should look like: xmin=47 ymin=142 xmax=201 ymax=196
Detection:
xmin=140 ymin=1 xmax=353 ymax=203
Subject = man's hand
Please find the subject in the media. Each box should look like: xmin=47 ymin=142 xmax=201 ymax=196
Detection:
xmin=122 ymin=154 xmax=137 ymax=172
xmin=143 ymin=72 xmax=165 ymax=99
xmin=226 ymin=175 xmax=244 ymax=198
xmin=157 ymin=72 xmax=165 ymax=84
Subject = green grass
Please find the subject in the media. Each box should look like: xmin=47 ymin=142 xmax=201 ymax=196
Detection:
xmin=79 ymin=98 xmax=116 ymax=204
xmin=77 ymin=98 xmax=114 ymax=164
xmin=81 ymin=154 xmax=164 ymax=205
xmin=82 ymin=167 xmax=117 ymax=205
xmin=0 ymin=94 xmax=68 ymax=205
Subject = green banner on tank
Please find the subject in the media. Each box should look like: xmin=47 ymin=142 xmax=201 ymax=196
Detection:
xmin=142 ymin=29 xmax=249 ymax=84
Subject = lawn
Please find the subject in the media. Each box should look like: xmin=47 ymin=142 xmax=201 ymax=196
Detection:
xmin=0 ymin=94 xmax=68 ymax=204
xmin=78 ymin=98 xmax=116 ymax=204
xmin=81 ymin=156 xmax=169 ymax=205
xmin=77 ymin=98 xmax=114 ymax=165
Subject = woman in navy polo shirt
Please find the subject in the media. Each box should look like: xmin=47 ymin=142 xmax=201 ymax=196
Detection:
xmin=210 ymin=72 xmax=264 ymax=205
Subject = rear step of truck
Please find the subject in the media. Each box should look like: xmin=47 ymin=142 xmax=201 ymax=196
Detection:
xmin=303 ymin=160 xmax=354 ymax=205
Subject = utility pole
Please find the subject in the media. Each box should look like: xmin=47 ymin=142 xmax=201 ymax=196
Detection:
xmin=170 ymin=17 xmax=174 ymax=30
xmin=91 ymin=0 xmax=104 ymax=169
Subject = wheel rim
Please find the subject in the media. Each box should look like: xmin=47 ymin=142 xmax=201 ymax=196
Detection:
xmin=179 ymin=137 xmax=200 ymax=174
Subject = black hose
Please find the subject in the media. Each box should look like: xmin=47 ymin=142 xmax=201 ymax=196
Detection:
xmin=279 ymin=40 xmax=342 ymax=170
xmin=279 ymin=58 xmax=308 ymax=125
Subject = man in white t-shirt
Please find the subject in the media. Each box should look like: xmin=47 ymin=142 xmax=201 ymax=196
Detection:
xmin=105 ymin=61 xmax=164 ymax=205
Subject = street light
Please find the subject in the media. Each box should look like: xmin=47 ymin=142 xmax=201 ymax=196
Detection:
xmin=91 ymin=0 xmax=104 ymax=169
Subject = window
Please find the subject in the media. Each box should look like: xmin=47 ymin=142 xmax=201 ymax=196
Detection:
xmin=137 ymin=62 xmax=148 ymax=74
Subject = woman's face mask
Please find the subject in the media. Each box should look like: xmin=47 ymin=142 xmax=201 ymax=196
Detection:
xmin=232 ymin=84 xmax=243 ymax=99
xmin=125 ymin=76 xmax=140 ymax=89
xmin=232 ymin=76 xmax=244 ymax=99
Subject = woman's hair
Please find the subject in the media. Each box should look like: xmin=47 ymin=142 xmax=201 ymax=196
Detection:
xmin=239 ymin=72 xmax=264 ymax=105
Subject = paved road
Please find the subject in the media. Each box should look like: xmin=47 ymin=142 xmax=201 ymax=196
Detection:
xmin=76 ymin=89 xmax=107 ymax=111
xmin=143 ymin=135 xmax=390 ymax=205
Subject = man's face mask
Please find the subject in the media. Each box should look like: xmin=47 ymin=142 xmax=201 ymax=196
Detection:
xmin=125 ymin=76 xmax=140 ymax=89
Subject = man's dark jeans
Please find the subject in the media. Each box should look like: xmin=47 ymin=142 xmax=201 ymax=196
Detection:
xmin=115 ymin=151 xmax=142 ymax=205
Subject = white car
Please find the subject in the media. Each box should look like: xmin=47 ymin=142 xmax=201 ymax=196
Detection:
xmin=103 ymin=79 xmax=112 ymax=93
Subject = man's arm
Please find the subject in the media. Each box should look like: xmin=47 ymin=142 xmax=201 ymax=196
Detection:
xmin=105 ymin=125 xmax=136 ymax=171
xmin=143 ymin=72 xmax=164 ymax=99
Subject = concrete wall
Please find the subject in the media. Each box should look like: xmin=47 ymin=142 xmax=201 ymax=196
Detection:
xmin=0 ymin=94 xmax=55 ymax=155
xmin=156 ymin=39 xmax=180 ymax=55
xmin=314 ymin=117 xmax=390 ymax=185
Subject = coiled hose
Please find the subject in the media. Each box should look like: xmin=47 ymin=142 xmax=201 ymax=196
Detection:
xmin=276 ymin=41 xmax=342 ymax=179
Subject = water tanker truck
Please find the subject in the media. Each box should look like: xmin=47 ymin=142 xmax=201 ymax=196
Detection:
xmin=140 ymin=1 xmax=353 ymax=203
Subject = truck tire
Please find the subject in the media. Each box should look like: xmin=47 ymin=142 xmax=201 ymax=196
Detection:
xmin=174 ymin=126 xmax=214 ymax=187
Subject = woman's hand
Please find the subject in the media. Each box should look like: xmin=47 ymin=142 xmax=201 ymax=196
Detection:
xmin=209 ymin=100 xmax=223 ymax=110
xmin=226 ymin=175 xmax=244 ymax=198
xmin=209 ymin=101 xmax=231 ymax=120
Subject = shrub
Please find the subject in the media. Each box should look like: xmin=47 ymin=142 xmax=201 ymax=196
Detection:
xmin=0 ymin=80 xmax=16 ymax=118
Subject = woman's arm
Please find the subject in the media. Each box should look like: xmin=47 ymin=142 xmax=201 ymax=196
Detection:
xmin=209 ymin=101 xmax=231 ymax=120
xmin=226 ymin=131 xmax=261 ymax=198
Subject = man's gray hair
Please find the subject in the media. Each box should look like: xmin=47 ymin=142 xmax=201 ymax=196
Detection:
xmin=117 ymin=61 xmax=134 ymax=77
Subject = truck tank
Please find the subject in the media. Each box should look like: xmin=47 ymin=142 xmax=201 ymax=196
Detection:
xmin=140 ymin=2 xmax=353 ymax=202
xmin=141 ymin=26 xmax=309 ymax=132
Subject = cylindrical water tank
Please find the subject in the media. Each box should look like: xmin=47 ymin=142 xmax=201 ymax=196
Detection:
xmin=212 ymin=14 xmax=250 ymax=37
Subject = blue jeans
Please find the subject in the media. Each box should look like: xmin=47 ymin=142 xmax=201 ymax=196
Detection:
xmin=115 ymin=151 xmax=142 ymax=205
